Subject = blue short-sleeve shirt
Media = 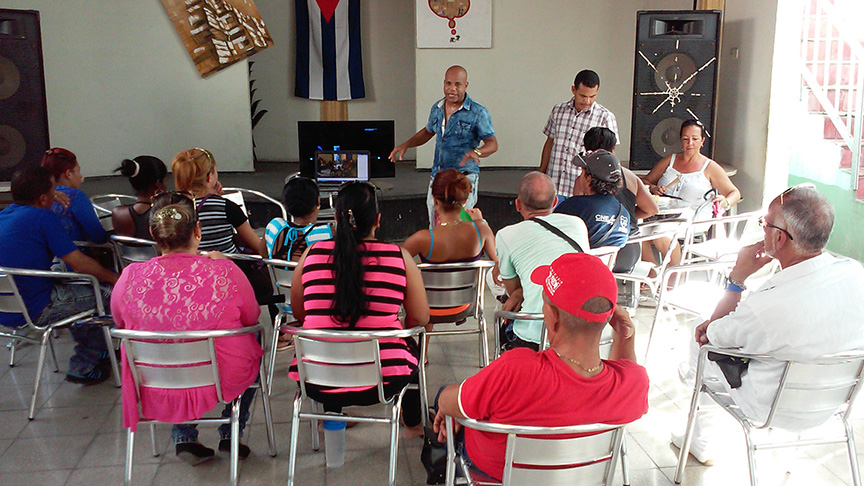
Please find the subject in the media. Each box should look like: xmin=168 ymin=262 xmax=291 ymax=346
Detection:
xmin=425 ymin=93 xmax=495 ymax=176
xmin=52 ymin=185 xmax=109 ymax=244
xmin=0 ymin=204 xmax=79 ymax=327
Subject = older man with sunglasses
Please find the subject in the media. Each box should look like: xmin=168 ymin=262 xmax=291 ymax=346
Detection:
xmin=673 ymin=183 xmax=864 ymax=464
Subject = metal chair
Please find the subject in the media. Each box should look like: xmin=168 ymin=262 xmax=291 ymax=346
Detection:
xmin=613 ymin=218 xmax=689 ymax=311
xmin=444 ymin=416 xmax=629 ymax=486
xmin=110 ymin=235 xmax=160 ymax=269
xmin=90 ymin=193 xmax=137 ymax=232
xmin=418 ymin=260 xmax=496 ymax=367
xmin=284 ymin=326 xmax=427 ymax=486
xmin=111 ymin=324 xmax=277 ymax=486
xmin=0 ymin=267 xmax=119 ymax=419
xmin=263 ymin=257 xmax=298 ymax=394
xmin=681 ymin=211 xmax=762 ymax=265
xmin=586 ymin=245 xmax=621 ymax=270
xmin=222 ymin=187 xmax=288 ymax=230
xmin=674 ymin=345 xmax=864 ymax=485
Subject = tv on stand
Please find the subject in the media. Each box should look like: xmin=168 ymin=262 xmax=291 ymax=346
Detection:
xmin=298 ymin=120 xmax=395 ymax=179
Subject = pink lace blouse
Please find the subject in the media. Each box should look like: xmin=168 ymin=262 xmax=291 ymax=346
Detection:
xmin=111 ymin=253 xmax=262 ymax=431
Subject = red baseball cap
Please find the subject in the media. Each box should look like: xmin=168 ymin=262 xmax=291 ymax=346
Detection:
xmin=530 ymin=253 xmax=618 ymax=323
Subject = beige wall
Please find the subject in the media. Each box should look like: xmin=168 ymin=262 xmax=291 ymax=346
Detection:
xmin=251 ymin=0 xmax=416 ymax=162
xmin=5 ymin=0 xmax=254 ymax=176
xmin=413 ymin=0 xmax=692 ymax=169
xmin=713 ymin=0 xmax=780 ymax=211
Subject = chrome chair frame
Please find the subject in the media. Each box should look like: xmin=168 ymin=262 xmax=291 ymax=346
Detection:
xmin=0 ymin=266 xmax=119 ymax=418
xmin=110 ymin=235 xmax=159 ymax=269
xmin=284 ymin=326 xmax=427 ymax=486
xmin=444 ymin=416 xmax=628 ymax=486
xmin=111 ymin=324 xmax=277 ymax=486
xmin=674 ymin=345 xmax=864 ymax=485
xmin=222 ymin=187 xmax=288 ymax=223
xmin=681 ymin=211 xmax=762 ymax=265
xmin=263 ymin=257 xmax=298 ymax=394
xmin=586 ymin=245 xmax=621 ymax=270
xmin=418 ymin=260 xmax=496 ymax=367
xmin=613 ymin=218 xmax=689 ymax=311
xmin=90 ymin=193 xmax=138 ymax=232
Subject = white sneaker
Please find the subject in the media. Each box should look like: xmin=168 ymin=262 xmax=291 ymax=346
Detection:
xmin=671 ymin=431 xmax=714 ymax=466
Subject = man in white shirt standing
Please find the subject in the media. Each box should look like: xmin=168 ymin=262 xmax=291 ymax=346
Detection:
xmin=539 ymin=69 xmax=618 ymax=198
xmin=675 ymin=183 xmax=864 ymax=464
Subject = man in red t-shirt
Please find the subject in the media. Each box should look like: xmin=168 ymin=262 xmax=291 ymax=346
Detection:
xmin=433 ymin=253 xmax=649 ymax=480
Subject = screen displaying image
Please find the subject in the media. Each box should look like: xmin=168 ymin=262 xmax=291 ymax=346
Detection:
xmin=315 ymin=151 xmax=370 ymax=183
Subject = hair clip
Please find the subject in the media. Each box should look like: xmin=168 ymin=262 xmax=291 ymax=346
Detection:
xmin=347 ymin=209 xmax=356 ymax=228
xmin=130 ymin=160 xmax=140 ymax=178
xmin=152 ymin=207 xmax=184 ymax=223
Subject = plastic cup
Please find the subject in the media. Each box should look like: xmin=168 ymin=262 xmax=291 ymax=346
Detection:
xmin=323 ymin=420 xmax=346 ymax=468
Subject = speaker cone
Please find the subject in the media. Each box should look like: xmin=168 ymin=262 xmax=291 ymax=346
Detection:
xmin=0 ymin=124 xmax=26 ymax=169
xmin=0 ymin=55 xmax=21 ymax=100
xmin=650 ymin=117 xmax=684 ymax=158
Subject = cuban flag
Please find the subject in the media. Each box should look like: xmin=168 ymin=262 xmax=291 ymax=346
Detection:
xmin=295 ymin=0 xmax=365 ymax=101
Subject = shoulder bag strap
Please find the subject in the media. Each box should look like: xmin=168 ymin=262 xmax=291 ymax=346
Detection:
xmin=530 ymin=217 xmax=584 ymax=253
xmin=596 ymin=203 xmax=626 ymax=247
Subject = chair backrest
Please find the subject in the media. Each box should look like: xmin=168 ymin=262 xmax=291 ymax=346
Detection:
xmin=630 ymin=218 xmax=690 ymax=275
xmin=263 ymin=257 xmax=297 ymax=311
xmin=0 ymin=269 xmax=31 ymax=326
xmin=418 ymin=260 xmax=495 ymax=324
xmin=682 ymin=211 xmax=762 ymax=264
xmin=456 ymin=418 xmax=626 ymax=486
xmin=111 ymin=325 xmax=265 ymax=408
xmin=111 ymin=235 xmax=159 ymax=269
xmin=765 ymin=352 xmax=864 ymax=428
xmin=585 ymin=246 xmax=619 ymax=270
xmin=91 ymin=194 xmax=138 ymax=232
xmin=222 ymin=187 xmax=288 ymax=229
xmin=286 ymin=327 xmax=424 ymax=405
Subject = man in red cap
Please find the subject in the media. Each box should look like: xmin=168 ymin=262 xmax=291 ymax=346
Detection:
xmin=433 ymin=253 xmax=649 ymax=481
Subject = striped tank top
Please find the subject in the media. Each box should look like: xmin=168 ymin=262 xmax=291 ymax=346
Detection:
xmin=288 ymin=240 xmax=419 ymax=391
xmin=196 ymin=195 xmax=244 ymax=253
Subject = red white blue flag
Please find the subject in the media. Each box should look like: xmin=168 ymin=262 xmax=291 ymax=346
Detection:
xmin=295 ymin=0 xmax=365 ymax=100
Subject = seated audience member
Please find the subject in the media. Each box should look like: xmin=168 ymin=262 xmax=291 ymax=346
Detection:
xmin=495 ymin=172 xmax=589 ymax=350
xmin=554 ymin=150 xmax=632 ymax=267
xmin=675 ymin=184 xmax=864 ymax=464
xmin=581 ymin=127 xmax=658 ymax=272
xmin=111 ymin=192 xmax=262 ymax=465
xmin=172 ymin=148 xmax=273 ymax=309
xmin=261 ymin=176 xmax=332 ymax=261
xmin=111 ymin=156 xmax=168 ymax=239
xmin=403 ymin=169 xmax=496 ymax=264
xmin=434 ymin=253 xmax=649 ymax=481
xmin=41 ymin=147 xmax=109 ymax=244
xmin=641 ymin=119 xmax=741 ymax=266
xmin=0 ymin=166 xmax=118 ymax=385
xmin=288 ymin=181 xmax=430 ymax=438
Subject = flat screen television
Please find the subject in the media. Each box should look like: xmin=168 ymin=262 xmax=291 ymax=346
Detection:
xmin=298 ymin=120 xmax=395 ymax=179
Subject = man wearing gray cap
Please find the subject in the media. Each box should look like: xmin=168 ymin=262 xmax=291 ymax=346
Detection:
xmin=554 ymin=149 xmax=634 ymax=270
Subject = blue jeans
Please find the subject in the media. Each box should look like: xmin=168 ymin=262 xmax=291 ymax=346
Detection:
xmin=427 ymin=172 xmax=479 ymax=229
xmin=172 ymin=387 xmax=257 ymax=444
xmin=36 ymin=281 xmax=113 ymax=377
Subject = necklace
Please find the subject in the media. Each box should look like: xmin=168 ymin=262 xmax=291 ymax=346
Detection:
xmin=552 ymin=349 xmax=603 ymax=373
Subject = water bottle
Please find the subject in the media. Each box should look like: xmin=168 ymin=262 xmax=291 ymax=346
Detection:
xmin=323 ymin=420 xmax=346 ymax=468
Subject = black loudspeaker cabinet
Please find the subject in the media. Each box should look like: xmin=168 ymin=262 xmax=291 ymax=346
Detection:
xmin=630 ymin=10 xmax=721 ymax=170
xmin=0 ymin=9 xmax=49 ymax=182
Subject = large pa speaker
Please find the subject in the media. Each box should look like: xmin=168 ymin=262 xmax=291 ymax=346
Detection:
xmin=630 ymin=10 xmax=721 ymax=170
xmin=0 ymin=9 xmax=49 ymax=182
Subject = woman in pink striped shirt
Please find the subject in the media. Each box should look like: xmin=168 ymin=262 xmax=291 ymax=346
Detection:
xmin=288 ymin=181 xmax=429 ymax=437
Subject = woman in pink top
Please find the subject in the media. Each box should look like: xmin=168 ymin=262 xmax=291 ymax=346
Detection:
xmin=288 ymin=181 xmax=430 ymax=438
xmin=111 ymin=192 xmax=263 ymax=465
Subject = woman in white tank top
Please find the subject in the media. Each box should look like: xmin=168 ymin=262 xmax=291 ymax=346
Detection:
xmin=642 ymin=120 xmax=740 ymax=211
xmin=639 ymin=120 xmax=741 ymax=267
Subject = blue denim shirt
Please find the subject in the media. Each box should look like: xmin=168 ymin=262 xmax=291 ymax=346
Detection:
xmin=425 ymin=93 xmax=495 ymax=176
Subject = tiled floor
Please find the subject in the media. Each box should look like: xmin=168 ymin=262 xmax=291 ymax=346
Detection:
xmin=1 ymin=292 xmax=861 ymax=485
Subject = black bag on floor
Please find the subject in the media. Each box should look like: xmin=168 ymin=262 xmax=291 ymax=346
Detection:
xmin=420 ymin=425 xmax=447 ymax=485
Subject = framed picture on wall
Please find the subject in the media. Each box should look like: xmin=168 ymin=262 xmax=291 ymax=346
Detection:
xmin=160 ymin=0 xmax=274 ymax=77
xmin=416 ymin=0 xmax=492 ymax=48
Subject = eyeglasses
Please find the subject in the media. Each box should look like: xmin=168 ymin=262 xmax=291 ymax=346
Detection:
xmin=759 ymin=215 xmax=793 ymax=240
xmin=779 ymin=183 xmax=816 ymax=206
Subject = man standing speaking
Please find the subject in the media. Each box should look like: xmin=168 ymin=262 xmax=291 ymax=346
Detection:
xmin=390 ymin=65 xmax=497 ymax=228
